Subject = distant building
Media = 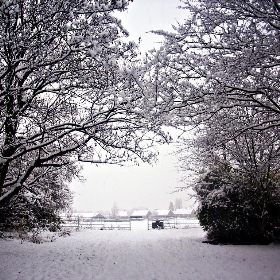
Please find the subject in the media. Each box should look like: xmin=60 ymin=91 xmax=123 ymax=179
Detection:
xmin=130 ymin=210 xmax=152 ymax=219
xmin=153 ymin=209 xmax=174 ymax=219
xmin=72 ymin=212 xmax=105 ymax=220
xmin=173 ymin=209 xmax=195 ymax=218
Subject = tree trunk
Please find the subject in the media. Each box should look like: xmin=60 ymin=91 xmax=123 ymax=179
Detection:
xmin=0 ymin=163 xmax=9 ymax=197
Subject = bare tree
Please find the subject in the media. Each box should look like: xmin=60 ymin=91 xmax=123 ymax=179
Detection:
xmin=146 ymin=0 xmax=280 ymax=137
xmin=175 ymin=198 xmax=182 ymax=209
xmin=0 ymin=1 xmax=171 ymax=206
xmin=110 ymin=202 xmax=118 ymax=219
xmin=168 ymin=201 xmax=174 ymax=211
xmin=144 ymin=0 xmax=280 ymax=243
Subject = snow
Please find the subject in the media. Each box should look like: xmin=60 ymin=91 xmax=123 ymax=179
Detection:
xmin=131 ymin=219 xmax=149 ymax=230
xmin=1 ymin=227 xmax=280 ymax=280
xmin=117 ymin=210 xmax=128 ymax=218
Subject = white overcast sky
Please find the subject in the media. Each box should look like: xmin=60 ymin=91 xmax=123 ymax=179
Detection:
xmin=70 ymin=0 xmax=193 ymax=214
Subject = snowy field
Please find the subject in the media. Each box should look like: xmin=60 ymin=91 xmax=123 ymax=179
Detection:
xmin=1 ymin=226 xmax=280 ymax=280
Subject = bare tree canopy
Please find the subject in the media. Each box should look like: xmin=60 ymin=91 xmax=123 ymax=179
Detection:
xmin=146 ymin=0 xmax=280 ymax=139
xmin=0 ymin=0 xmax=170 ymax=206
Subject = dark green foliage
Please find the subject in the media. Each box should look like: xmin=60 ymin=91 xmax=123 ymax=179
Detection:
xmin=195 ymin=163 xmax=280 ymax=244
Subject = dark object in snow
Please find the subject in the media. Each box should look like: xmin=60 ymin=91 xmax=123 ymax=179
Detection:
xmin=152 ymin=220 xmax=164 ymax=229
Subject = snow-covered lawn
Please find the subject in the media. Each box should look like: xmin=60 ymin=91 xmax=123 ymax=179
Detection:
xmin=1 ymin=227 xmax=280 ymax=280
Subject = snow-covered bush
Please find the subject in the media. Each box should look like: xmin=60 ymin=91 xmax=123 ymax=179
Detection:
xmin=195 ymin=162 xmax=280 ymax=244
xmin=1 ymin=196 xmax=61 ymax=233
xmin=0 ymin=167 xmax=73 ymax=232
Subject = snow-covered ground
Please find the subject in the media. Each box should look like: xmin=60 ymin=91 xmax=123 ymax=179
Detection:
xmin=1 ymin=226 xmax=280 ymax=280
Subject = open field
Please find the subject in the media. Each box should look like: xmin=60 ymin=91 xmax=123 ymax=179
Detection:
xmin=1 ymin=227 xmax=280 ymax=280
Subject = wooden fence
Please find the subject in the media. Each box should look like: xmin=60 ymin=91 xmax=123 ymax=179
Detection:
xmin=148 ymin=218 xmax=200 ymax=230
xmin=61 ymin=216 xmax=200 ymax=230
xmin=61 ymin=217 xmax=131 ymax=230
